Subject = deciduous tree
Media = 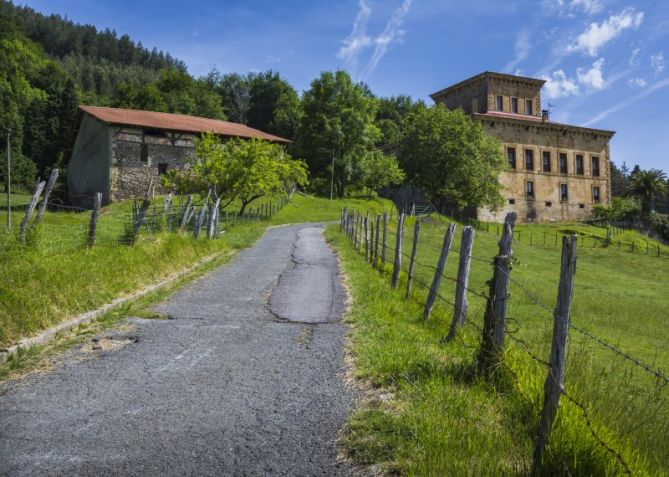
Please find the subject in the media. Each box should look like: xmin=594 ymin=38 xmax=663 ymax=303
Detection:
xmin=399 ymin=105 xmax=505 ymax=210
xmin=296 ymin=70 xmax=379 ymax=197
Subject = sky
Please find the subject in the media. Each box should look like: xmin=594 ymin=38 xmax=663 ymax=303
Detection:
xmin=18 ymin=0 xmax=669 ymax=172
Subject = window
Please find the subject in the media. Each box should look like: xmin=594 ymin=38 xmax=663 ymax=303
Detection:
xmin=507 ymin=147 xmax=517 ymax=169
xmin=509 ymin=198 xmax=516 ymax=205
xmin=592 ymin=156 xmax=600 ymax=177
xmin=511 ymin=97 xmax=519 ymax=113
xmin=158 ymin=163 xmax=168 ymax=176
xmin=525 ymin=99 xmax=533 ymax=115
xmin=140 ymin=144 xmax=149 ymax=163
xmin=579 ymin=203 xmax=586 ymax=209
xmin=593 ymin=186 xmax=601 ymax=204
xmin=560 ymin=184 xmax=568 ymax=202
xmin=525 ymin=149 xmax=534 ymax=171
xmin=575 ymin=154 xmax=584 ymax=175
xmin=526 ymin=181 xmax=535 ymax=200
xmin=545 ymin=201 xmax=552 ymax=207
xmin=496 ymin=95 xmax=504 ymax=111
xmin=542 ymin=151 xmax=552 ymax=172
xmin=559 ymin=153 xmax=568 ymax=174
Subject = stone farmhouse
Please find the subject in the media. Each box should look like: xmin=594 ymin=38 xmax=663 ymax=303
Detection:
xmin=431 ymin=72 xmax=615 ymax=222
xmin=67 ymin=105 xmax=290 ymax=206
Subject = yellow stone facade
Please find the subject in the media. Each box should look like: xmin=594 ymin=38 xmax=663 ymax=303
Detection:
xmin=431 ymin=72 xmax=615 ymax=222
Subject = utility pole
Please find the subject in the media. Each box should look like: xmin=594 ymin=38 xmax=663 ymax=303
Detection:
xmin=6 ymin=128 xmax=10 ymax=228
xmin=329 ymin=151 xmax=335 ymax=200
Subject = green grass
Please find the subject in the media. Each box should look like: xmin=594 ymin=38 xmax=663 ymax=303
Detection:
xmin=326 ymin=213 xmax=669 ymax=476
xmin=0 ymin=193 xmax=393 ymax=349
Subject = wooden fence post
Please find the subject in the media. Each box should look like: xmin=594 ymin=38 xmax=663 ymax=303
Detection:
xmin=207 ymin=197 xmax=221 ymax=239
xmin=88 ymin=192 xmax=102 ymax=247
xmin=405 ymin=219 xmax=421 ymax=299
xmin=179 ymin=195 xmax=193 ymax=232
xmin=477 ymin=212 xmax=517 ymax=374
xmin=33 ymin=168 xmax=59 ymax=226
xmin=365 ymin=215 xmax=370 ymax=261
xmin=19 ymin=180 xmax=46 ymax=243
xmin=424 ymin=223 xmax=456 ymax=320
xmin=381 ymin=212 xmax=388 ymax=267
xmin=391 ymin=213 xmax=405 ymax=288
xmin=374 ymin=214 xmax=381 ymax=267
xmin=446 ymin=226 xmax=475 ymax=340
xmin=353 ymin=212 xmax=359 ymax=248
xmin=532 ymin=235 xmax=577 ymax=474
xmin=131 ymin=197 xmax=151 ymax=244
xmin=193 ymin=205 xmax=207 ymax=238
xmin=369 ymin=219 xmax=375 ymax=263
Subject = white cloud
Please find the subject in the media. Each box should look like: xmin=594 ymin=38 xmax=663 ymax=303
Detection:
xmin=584 ymin=76 xmax=669 ymax=126
xmin=628 ymin=77 xmax=647 ymax=88
xmin=651 ymin=52 xmax=665 ymax=74
xmin=337 ymin=0 xmax=372 ymax=69
xmin=568 ymin=7 xmax=644 ymax=57
xmin=360 ymin=0 xmax=413 ymax=79
xmin=542 ymin=70 xmax=580 ymax=98
xmin=338 ymin=0 xmax=413 ymax=79
xmin=628 ymin=47 xmax=642 ymax=67
xmin=577 ymin=58 xmax=605 ymax=90
xmin=570 ymin=0 xmax=603 ymax=14
xmin=504 ymin=30 xmax=531 ymax=73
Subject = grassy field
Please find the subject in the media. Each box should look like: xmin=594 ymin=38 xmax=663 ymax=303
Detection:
xmin=326 ymin=213 xmax=669 ymax=476
xmin=0 ymin=192 xmax=392 ymax=349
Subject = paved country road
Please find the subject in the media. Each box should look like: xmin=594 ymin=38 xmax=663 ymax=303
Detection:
xmin=0 ymin=224 xmax=355 ymax=476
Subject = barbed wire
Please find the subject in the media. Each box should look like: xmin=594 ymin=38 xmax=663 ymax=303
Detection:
xmin=494 ymin=263 xmax=669 ymax=385
xmin=562 ymin=388 xmax=633 ymax=475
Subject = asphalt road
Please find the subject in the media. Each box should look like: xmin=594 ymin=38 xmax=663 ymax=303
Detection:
xmin=0 ymin=224 xmax=354 ymax=476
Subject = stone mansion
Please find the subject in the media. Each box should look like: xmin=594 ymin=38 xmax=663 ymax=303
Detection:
xmin=431 ymin=72 xmax=615 ymax=222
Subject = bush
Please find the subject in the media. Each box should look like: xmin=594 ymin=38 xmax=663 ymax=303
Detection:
xmin=593 ymin=197 xmax=641 ymax=221
xmin=650 ymin=213 xmax=669 ymax=241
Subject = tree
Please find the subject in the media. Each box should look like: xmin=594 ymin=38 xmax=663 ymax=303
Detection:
xmin=247 ymin=70 xmax=300 ymax=139
xmin=626 ymin=168 xmax=667 ymax=215
xmin=166 ymin=133 xmax=308 ymax=215
xmin=610 ymin=161 xmax=629 ymax=197
xmin=359 ymin=150 xmax=405 ymax=197
xmin=208 ymin=71 xmax=250 ymax=124
xmin=375 ymin=95 xmax=423 ymax=150
xmin=399 ymin=105 xmax=506 ymax=210
xmin=296 ymin=70 xmax=379 ymax=197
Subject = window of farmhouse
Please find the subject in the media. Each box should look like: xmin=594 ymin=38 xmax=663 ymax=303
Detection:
xmin=525 ymin=149 xmax=534 ymax=170
xmin=542 ymin=151 xmax=551 ymax=172
xmin=507 ymin=147 xmax=517 ymax=169
xmin=576 ymin=155 xmax=584 ymax=175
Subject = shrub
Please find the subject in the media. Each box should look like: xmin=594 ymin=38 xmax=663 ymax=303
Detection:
xmin=593 ymin=197 xmax=641 ymax=221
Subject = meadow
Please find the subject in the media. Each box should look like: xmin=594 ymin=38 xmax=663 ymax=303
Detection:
xmin=0 ymin=192 xmax=392 ymax=350
xmin=327 ymin=212 xmax=669 ymax=476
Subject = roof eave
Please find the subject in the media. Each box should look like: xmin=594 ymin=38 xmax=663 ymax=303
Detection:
xmin=472 ymin=113 xmax=616 ymax=137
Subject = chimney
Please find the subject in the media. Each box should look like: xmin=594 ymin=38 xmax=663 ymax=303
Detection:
xmin=542 ymin=109 xmax=550 ymax=122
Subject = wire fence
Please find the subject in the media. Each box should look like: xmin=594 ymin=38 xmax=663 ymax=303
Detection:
xmin=1 ymin=178 xmax=290 ymax=259
xmin=459 ymin=216 xmax=669 ymax=259
xmin=339 ymin=207 xmax=669 ymax=475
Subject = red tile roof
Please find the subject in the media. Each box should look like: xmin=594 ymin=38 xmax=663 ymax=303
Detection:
xmin=79 ymin=105 xmax=291 ymax=143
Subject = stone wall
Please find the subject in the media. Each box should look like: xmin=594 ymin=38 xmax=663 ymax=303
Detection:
xmin=485 ymin=76 xmax=542 ymax=116
xmin=109 ymin=128 xmax=196 ymax=201
xmin=432 ymin=77 xmax=487 ymax=114
xmin=476 ymin=118 xmax=612 ymax=222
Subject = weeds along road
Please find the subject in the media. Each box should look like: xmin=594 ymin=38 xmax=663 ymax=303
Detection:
xmin=0 ymin=224 xmax=354 ymax=476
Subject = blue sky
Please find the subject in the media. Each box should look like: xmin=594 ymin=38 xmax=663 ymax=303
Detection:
xmin=19 ymin=0 xmax=669 ymax=172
